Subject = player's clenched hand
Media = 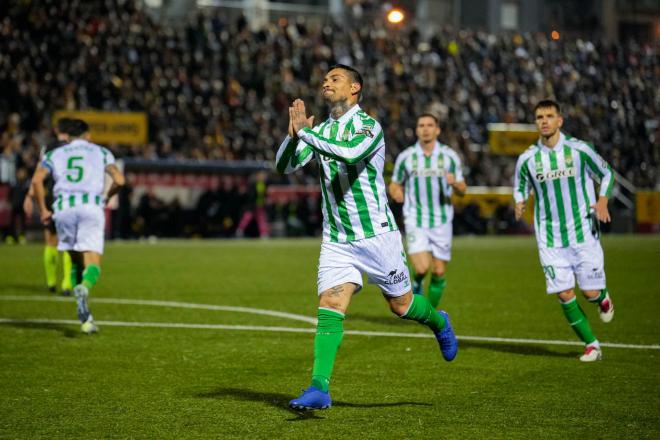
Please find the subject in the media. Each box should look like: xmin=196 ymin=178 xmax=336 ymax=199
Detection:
xmin=389 ymin=184 xmax=404 ymax=203
xmin=291 ymin=99 xmax=314 ymax=133
xmin=40 ymin=209 xmax=53 ymax=225
xmin=514 ymin=202 xmax=525 ymax=221
xmin=445 ymin=173 xmax=456 ymax=185
xmin=592 ymin=197 xmax=611 ymax=223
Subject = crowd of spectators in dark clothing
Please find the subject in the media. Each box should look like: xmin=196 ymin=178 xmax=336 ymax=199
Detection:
xmin=0 ymin=0 xmax=657 ymax=239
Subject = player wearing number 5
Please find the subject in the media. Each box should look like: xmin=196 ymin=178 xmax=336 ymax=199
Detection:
xmin=514 ymin=100 xmax=615 ymax=362
xmin=32 ymin=119 xmax=125 ymax=334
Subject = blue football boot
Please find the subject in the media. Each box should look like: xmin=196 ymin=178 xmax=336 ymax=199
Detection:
xmin=434 ymin=310 xmax=458 ymax=361
xmin=289 ymin=386 xmax=332 ymax=410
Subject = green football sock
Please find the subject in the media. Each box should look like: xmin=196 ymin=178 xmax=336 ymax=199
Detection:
xmin=82 ymin=264 xmax=101 ymax=290
xmin=60 ymin=252 xmax=72 ymax=291
xmin=311 ymin=308 xmax=345 ymax=392
xmin=428 ymin=274 xmax=446 ymax=309
xmin=401 ymin=294 xmax=446 ymax=332
xmin=71 ymin=263 xmax=82 ymax=287
xmin=587 ymin=288 xmax=608 ymax=304
xmin=560 ymin=297 xmax=596 ymax=345
xmin=43 ymin=246 xmax=58 ymax=288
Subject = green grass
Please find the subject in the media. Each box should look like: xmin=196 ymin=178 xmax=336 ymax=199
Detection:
xmin=0 ymin=236 xmax=659 ymax=439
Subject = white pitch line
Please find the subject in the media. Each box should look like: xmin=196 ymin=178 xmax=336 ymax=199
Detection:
xmin=0 ymin=295 xmax=317 ymax=325
xmin=0 ymin=318 xmax=658 ymax=351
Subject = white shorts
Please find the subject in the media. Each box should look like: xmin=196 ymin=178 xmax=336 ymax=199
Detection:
xmin=317 ymin=230 xmax=411 ymax=297
xmin=404 ymin=220 xmax=452 ymax=261
xmin=538 ymin=239 xmax=606 ymax=294
xmin=53 ymin=205 xmax=106 ymax=254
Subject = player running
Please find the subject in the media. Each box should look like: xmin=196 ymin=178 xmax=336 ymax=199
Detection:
xmin=23 ymin=118 xmax=74 ymax=296
xmin=276 ymin=64 xmax=458 ymax=410
xmin=389 ymin=113 xmax=466 ymax=308
xmin=32 ymin=119 xmax=125 ymax=334
xmin=514 ymin=99 xmax=615 ymax=362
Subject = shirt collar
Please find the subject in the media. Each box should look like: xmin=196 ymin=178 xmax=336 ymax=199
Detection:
xmin=329 ymin=104 xmax=361 ymax=124
xmin=537 ymin=132 xmax=566 ymax=152
xmin=415 ymin=140 xmax=441 ymax=155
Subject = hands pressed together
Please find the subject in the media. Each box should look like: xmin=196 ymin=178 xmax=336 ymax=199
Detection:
xmin=288 ymin=99 xmax=315 ymax=137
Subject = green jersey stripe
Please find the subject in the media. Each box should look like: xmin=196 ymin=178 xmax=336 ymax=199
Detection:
xmin=518 ymin=157 xmax=531 ymax=195
xmin=396 ymin=160 xmax=406 ymax=182
xmin=438 ymin=152 xmax=447 ymax=223
xmin=564 ymin=146 xmax=584 ymax=243
xmin=347 ymin=164 xmax=375 ymax=237
xmin=424 ymin=155 xmax=435 ymax=228
xmin=319 ymin=164 xmax=339 ymax=242
xmin=275 ymin=138 xmax=298 ymax=173
xmin=580 ymin=151 xmax=605 ymax=179
xmin=412 ymin=152 xmax=422 ymax=227
xmin=534 ymin=151 xmax=554 ymax=247
xmin=366 ymin=163 xmax=381 ymax=210
xmin=548 ymin=150 xmax=570 ymax=247
xmin=329 ymin=161 xmax=355 ymax=241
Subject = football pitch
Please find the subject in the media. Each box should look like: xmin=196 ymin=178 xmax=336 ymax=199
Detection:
xmin=1 ymin=236 xmax=658 ymax=439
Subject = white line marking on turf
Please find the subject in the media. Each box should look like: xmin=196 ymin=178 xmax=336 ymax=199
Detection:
xmin=0 ymin=318 xmax=658 ymax=351
xmin=0 ymin=295 xmax=316 ymax=324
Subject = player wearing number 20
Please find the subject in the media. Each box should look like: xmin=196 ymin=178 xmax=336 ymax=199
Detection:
xmin=513 ymin=100 xmax=615 ymax=362
xmin=32 ymin=119 xmax=125 ymax=334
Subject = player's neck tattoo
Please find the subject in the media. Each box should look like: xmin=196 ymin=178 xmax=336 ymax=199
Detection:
xmin=329 ymin=101 xmax=352 ymax=119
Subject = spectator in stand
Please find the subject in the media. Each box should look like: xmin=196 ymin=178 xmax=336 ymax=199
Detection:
xmin=1 ymin=0 xmax=656 ymax=190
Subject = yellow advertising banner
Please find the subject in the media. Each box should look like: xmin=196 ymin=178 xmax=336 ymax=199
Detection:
xmin=53 ymin=111 xmax=147 ymax=145
xmin=636 ymin=191 xmax=660 ymax=223
xmin=487 ymin=123 xmax=538 ymax=155
xmin=451 ymin=186 xmax=534 ymax=224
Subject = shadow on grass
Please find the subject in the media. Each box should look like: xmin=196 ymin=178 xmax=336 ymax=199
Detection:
xmin=0 ymin=283 xmax=50 ymax=294
xmin=459 ymin=339 xmax=578 ymax=358
xmin=0 ymin=321 xmax=79 ymax=338
xmin=196 ymin=387 xmax=431 ymax=421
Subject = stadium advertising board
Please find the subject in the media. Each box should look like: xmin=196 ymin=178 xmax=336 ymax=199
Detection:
xmin=487 ymin=123 xmax=538 ymax=155
xmin=53 ymin=111 xmax=147 ymax=145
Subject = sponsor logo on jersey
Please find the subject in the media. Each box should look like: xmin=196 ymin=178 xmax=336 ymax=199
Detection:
xmin=412 ymin=169 xmax=445 ymax=178
xmin=535 ymin=167 xmax=576 ymax=182
xmin=355 ymin=128 xmax=374 ymax=138
xmin=384 ymin=269 xmax=409 ymax=285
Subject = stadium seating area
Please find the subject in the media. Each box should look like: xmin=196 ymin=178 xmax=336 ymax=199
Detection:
xmin=1 ymin=0 xmax=657 ymax=190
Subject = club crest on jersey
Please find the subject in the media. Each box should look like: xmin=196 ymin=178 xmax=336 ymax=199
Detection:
xmin=536 ymin=167 xmax=577 ymax=182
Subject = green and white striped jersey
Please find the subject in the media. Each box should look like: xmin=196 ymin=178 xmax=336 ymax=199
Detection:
xmin=513 ymin=132 xmax=615 ymax=249
xmin=392 ymin=142 xmax=464 ymax=228
xmin=42 ymin=139 xmax=115 ymax=211
xmin=275 ymin=104 xmax=396 ymax=243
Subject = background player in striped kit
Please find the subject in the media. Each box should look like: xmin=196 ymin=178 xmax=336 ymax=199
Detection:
xmin=277 ymin=65 xmax=458 ymax=410
xmin=514 ymin=99 xmax=615 ymax=362
xmin=23 ymin=118 xmax=74 ymax=296
xmin=32 ymin=120 xmax=125 ymax=334
xmin=389 ymin=114 xmax=466 ymax=308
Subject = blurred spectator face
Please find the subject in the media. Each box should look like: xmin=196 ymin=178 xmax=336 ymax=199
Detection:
xmin=416 ymin=116 xmax=441 ymax=144
xmin=322 ymin=68 xmax=361 ymax=104
xmin=534 ymin=106 xmax=563 ymax=138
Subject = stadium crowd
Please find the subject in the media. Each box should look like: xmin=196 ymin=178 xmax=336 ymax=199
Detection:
xmin=0 ymin=0 xmax=657 ymax=238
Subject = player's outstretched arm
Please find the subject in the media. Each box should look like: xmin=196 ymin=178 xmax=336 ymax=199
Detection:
xmin=31 ymin=165 xmax=52 ymax=224
xmin=105 ymin=164 xmax=126 ymax=201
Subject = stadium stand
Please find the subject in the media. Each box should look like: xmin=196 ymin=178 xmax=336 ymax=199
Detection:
xmin=0 ymin=0 xmax=657 ymax=238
